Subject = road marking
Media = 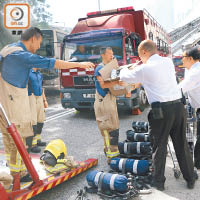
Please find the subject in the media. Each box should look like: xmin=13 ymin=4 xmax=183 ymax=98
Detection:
xmin=45 ymin=109 xmax=76 ymax=123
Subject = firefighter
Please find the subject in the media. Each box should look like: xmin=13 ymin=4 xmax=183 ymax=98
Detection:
xmin=0 ymin=27 xmax=94 ymax=182
xmin=94 ymin=47 xmax=122 ymax=164
xmin=26 ymin=68 xmax=47 ymax=153
xmin=120 ymin=40 xmax=195 ymax=190
xmin=178 ymin=46 xmax=200 ymax=169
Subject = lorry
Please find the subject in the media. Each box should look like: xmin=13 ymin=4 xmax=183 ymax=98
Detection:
xmin=172 ymin=56 xmax=184 ymax=80
xmin=60 ymin=6 xmax=171 ymax=112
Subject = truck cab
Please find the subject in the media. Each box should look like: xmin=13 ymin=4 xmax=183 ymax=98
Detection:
xmin=60 ymin=6 xmax=170 ymax=112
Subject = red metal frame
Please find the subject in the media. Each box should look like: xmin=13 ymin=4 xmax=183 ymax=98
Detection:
xmin=0 ymin=104 xmax=98 ymax=200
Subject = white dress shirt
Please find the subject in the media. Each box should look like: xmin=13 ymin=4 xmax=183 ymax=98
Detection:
xmin=178 ymin=62 xmax=200 ymax=108
xmin=120 ymin=54 xmax=182 ymax=104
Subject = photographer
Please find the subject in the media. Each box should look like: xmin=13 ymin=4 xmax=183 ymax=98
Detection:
xmin=120 ymin=40 xmax=195 ymax=190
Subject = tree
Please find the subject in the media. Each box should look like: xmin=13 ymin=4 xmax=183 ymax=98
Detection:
xmin=0 ymin=0 xmax=52 ymax=49
xmin=0 ymin=0 xmax=52 ymax=23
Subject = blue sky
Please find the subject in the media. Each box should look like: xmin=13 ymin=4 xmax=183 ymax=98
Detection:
xmin=47 ymin=0 xmax=200 ymax=31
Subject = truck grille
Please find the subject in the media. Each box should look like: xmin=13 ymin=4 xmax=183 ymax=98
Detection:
xmin=73 ymin=76 xmax=95 ymax=86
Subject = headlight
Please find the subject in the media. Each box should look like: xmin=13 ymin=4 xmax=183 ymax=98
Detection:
xmin=63 ymin=93 xmax=71 ymax=99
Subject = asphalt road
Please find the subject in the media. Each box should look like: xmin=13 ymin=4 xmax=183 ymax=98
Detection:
xmin=0 ymin=90 xmax=200 ymax=200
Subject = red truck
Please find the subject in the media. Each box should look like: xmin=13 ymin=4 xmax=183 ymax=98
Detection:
xmin=60 ymin=6 xmax=171 ymax=112
xmin=172 ymin=56 xmax=184 ymax=80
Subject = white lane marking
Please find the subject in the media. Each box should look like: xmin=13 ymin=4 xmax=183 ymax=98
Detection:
xmin=45 ymin=109 xmax=76 ymax=123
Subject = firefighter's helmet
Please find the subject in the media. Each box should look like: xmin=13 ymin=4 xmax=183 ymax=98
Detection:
xmin=40 ymin=139 xmax=67 ymax=166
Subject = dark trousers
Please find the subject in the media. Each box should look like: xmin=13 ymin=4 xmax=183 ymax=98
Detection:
xmin=194 ymin=119 xmax=200 ymax=166
xmin=148 ymin=102 xmax=194 ymax=185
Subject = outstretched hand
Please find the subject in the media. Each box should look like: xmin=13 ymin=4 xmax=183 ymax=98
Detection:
xmin=79 ymin=62 xmax=95 ymax=69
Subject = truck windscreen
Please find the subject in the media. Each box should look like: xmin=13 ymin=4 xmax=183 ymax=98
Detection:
xmin=36 ymin=30 xmax=54 ymax=57
xmin=65 ymin=36 xmax=123 ymax=63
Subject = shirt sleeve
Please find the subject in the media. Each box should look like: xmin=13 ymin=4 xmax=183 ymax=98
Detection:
xmin=94 ymin=65 xmax=103 ymax=77
xmin=178 ymin=71 xmax=200 ymax=93
xmin=13 ymin=51 xmax=56 ymax=69
xmin=120 ymin=65 xmax=144 ymax=84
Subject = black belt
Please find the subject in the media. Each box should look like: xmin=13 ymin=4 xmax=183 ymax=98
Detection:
xmin=160 ymin=99 xmax=182 ymax=106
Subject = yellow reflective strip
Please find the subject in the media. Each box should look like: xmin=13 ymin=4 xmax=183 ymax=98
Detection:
xmin=104 ymin=130 xmax=111 ymax=153
xmin=26 ymin=191 xmax=34 ymax=199
xmin=16 ymin=151 xmax=21 ymax=166
xmin=21 ymin=165 xmax=26 ymax=171
xmin=88 ymin=163 xmax=93 ymax=168
xmin=64 ymin=174 xmax=69 ymax=181
xmin=16 ymin=197 xmax=23 ymax=200
xmin=106 ymin=151 xmax=120 ymax=158
xmin=77 ymin=168 xmax=82 ymax=174
xmin=36 ymin=134 xmax=41 ymax=140
xmin=32 ymin=137 xmax=37 ymax=145
xmin=55 ymin=178 xmax=62 ymax=186
xmin=48 ymin=176 xmax=55 ymax=182
xmin=71 ymin=171 xmax=76 ymax=177
xmin=46 ymin=164 xmax=67 ymax=173
xmin=46 ymin=182 xmax=53 ymax=190
xmin=37 ymin=187 xmax=44 ymax=195
xmin=9 ymin=164 xmax=21 ymax=172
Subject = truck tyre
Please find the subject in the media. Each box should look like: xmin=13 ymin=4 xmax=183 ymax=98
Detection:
xmin=138 ymin=88 xmax=148 ymax=112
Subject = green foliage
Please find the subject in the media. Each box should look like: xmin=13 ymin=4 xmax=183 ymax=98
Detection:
xmin=0 ymin=0 xmax=52 ymax=49
xmin=0 ymin=0 xmax=52 ymax=23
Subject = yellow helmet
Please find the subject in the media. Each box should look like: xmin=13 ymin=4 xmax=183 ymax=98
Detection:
xmin=40 ymin=139 xmax=67 ymax=166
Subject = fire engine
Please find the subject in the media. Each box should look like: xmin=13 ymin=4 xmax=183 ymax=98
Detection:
xmin=172 ymin=56 xmax=184 ymax=79
xmin=60 ymin=6 xmax=171 ymax=112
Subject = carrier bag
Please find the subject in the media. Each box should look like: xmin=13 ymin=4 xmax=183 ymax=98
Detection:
xmin=86 ymin=170 xmax=128 ymax=193
xmin=110 ymin=157 xmax=149 ymax=175
xmin=132 ymin=121 xmax=148 ymax=133
xmin=118 ymin=141 xmax=152 ymax=155
xmin=126 ymin=130 xmax=149 ymax=142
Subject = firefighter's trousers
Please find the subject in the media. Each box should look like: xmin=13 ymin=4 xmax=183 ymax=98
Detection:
xmin=0 ymin=75 xmax=33 ymax=177
xmin=26 ymin=95 xmax=45 ymax=148
xmin=94 ymin=92 xmax=120 ymax=159
xmin=0 ymin=124 xmax=26 ymax=177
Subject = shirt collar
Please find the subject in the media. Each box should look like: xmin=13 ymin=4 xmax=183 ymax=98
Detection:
xmin=190 ymin=62 xmax=200 ymax=70
xmin=17 ymin=41 xmax=28 ymax=51
xmin=146 ymin=54 xmax=159 ymax=63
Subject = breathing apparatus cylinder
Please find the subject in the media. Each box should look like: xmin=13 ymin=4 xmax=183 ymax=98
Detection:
xmin=110 ymin=157 xmax=149 ymax=175
xmin=86 ymin=170 xmax=128 ymax=193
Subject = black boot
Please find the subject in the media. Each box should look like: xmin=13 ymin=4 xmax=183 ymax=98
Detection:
xmin=31 ymin=146 xmax=41 ymax=153
xmin=37 ymin=140 xmax=46 ymax=146
xmin=20 ymin=173 xmax=32 ymax=182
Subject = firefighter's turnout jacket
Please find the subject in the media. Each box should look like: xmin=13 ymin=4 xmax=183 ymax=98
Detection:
xmin=94 ymin=62 xmax=120 ymax=159
xmin=0 ymin=41 xmax=56 ymax=176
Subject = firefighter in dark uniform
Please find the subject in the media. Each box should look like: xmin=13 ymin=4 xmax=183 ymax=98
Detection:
xmin=94 ymin=47 xmax=121 ymax=164
xmin=0 ymin=27 xmax=94 ymax=182
xmin=120 ymin=40 xmax=195 ymax=190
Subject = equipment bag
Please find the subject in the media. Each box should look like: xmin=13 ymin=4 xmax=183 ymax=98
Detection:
xmin=126 ymin=130 xmax=150 ymax=142
xmin=118 ymin=141 xmax=152 ymax=155
xmin=132 ymin=121 xmax=148 ymax=133
xmin=86 ymin=170 xmax=128 ymax=193
xmin=110 ymin=157 xmax=149 ymax=175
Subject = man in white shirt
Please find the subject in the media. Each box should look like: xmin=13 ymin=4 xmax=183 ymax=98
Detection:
xmin=178 ymin=46 xmax=200 ymax=169
xmin=120 ymin=40 xmax=195 ymax=190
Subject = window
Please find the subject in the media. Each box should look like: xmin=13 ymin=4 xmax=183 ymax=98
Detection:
xmin=149 ymin=32 xmax=153 ymax=41
xmin=157 ymin=37 xmax=160 ymax=50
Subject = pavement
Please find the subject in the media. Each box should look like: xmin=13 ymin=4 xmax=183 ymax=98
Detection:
xmin=0 ymin=91 xmax=200 ymax=200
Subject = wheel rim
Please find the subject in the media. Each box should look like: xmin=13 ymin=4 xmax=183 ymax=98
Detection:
xmin=139 ymin=90 xmax=147 ymax=105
